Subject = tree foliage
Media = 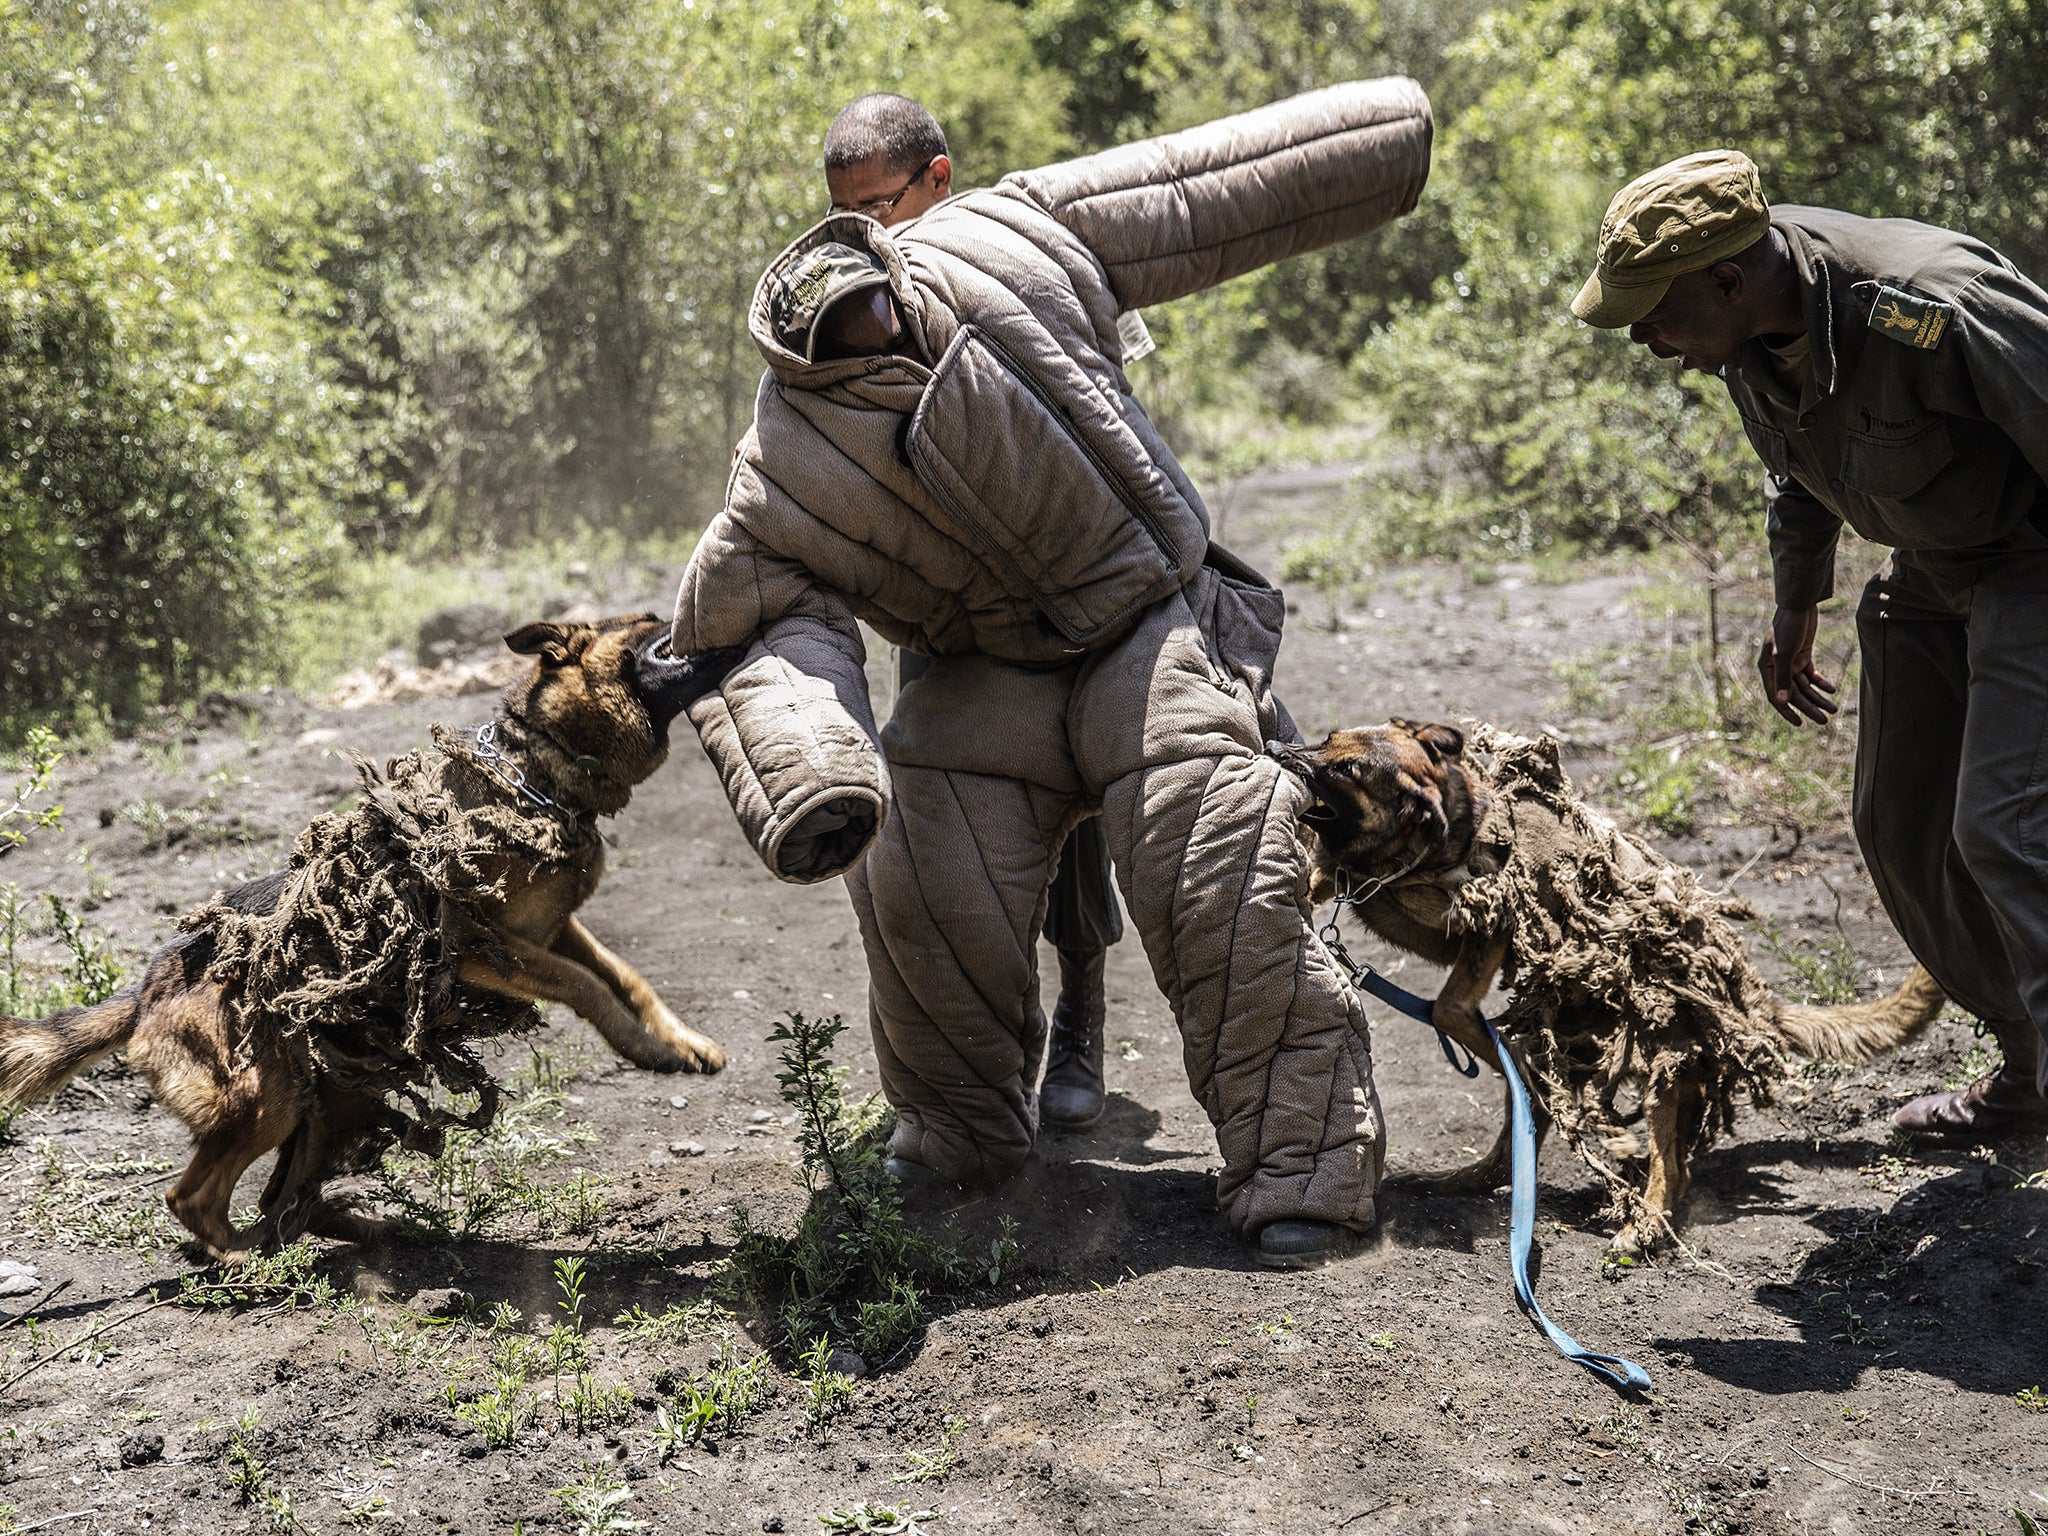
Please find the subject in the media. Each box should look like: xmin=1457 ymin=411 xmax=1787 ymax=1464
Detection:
xmin=1356 ymin=0 xmax=2048 ymax=562
xmin=1 ymin=0 xmax=2043 ymax=734
xmin=0 ymin=0 xmax=362 ymax=726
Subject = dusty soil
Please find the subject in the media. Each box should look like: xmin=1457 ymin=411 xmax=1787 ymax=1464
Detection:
xmin=2 ymin=466 xmax=2044 ymax=1535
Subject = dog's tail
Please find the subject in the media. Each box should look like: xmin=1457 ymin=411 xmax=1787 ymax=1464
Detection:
xmin=0 ymin=990 xmax=141 ymax=1108
xmin=1771 ymin=963 xmax=1948 ymax=1063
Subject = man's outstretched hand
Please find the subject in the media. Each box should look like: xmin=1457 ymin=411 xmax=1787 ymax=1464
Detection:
xmin=1756 ymin=605 xmax=1839 ymax=726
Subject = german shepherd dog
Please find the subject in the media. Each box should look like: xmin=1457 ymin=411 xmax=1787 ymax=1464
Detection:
xmin=1270 ymin=719 xmax=1947 ymax=1253
xmin=0 ymin=615 xmax=739 ymax=1260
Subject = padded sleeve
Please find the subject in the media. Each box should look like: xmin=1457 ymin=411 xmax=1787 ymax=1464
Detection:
xmin=673 ymin=457 xmax=888 ymax=886
xmin=1002 ymin=78 xmax=1433 ymax=312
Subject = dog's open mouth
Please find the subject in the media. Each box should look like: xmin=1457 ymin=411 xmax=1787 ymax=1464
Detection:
xmin=1266 ymin=740 xmax=1337 ymax=825
xmin=634 ymin=632 xmax=745 ymax=736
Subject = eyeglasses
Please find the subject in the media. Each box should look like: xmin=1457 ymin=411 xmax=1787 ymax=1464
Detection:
xmin=829 ymin=157 xmax=937 ymax=219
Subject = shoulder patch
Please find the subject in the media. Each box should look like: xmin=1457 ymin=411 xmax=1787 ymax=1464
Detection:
xmin=1116 ymin=309 xmax=1157 ymax=365
xmin=1866 ymin=283 xmax=1952 ymax=350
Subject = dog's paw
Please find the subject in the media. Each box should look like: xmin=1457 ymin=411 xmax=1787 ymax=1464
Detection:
xmin=1607 ymin=1213 xmax=1674 ymax=1260
xmin=180 ymin=1231 xmax=263 ymax=1267
xmin=669 ymin=1029 xmax=726 ymax=1074
xmin=628 ymin=1028 xmax=726 ymax=1074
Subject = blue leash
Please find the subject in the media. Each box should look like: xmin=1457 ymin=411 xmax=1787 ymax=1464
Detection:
xmin=1320 ymin=909 xmax=1654 ymax=1394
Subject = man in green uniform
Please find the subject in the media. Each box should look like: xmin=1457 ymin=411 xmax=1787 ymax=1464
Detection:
xmin=821 ymin=93 xmax=1126 ymax=1129
xmin=1573 ymin=150 xmax=2048 ymax=1143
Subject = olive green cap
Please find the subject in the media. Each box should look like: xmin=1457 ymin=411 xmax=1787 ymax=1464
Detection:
xmin=1571 ymin=150 xmax=1771 ymax=328
xmin=768 ymin=241 xmax=891 ymax=359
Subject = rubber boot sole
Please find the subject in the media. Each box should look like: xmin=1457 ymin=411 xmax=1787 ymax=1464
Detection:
xmin=1039 ymin=1097 xmax=1106 ymax=1132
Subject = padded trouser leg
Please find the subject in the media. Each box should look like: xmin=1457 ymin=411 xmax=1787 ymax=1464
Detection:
xmin=846 ymin=763 xmax=1074 ymax=1185
xmin=1073 ymin=582 xmax=1383 ymax=1236
xmin=1097 ymin=754 xmax=1382 ymax=1233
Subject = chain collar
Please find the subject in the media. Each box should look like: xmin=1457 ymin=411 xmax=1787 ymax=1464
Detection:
xmin=468 ymin=720 xmax=574 ymax=820
xmin=1316 ymin=855 xmax=1420 ymax=993
xmin=1317 ymin=879 xmax=1372 ymax=995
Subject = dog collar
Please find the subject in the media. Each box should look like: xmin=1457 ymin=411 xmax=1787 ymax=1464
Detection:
xmin=1332 ymin=847 xmax=1430 ymax=907
xmin=468 ymin=720 xmax=575 ymax=820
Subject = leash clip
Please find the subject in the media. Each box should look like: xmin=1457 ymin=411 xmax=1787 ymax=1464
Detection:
xmin=1322 ymin=885 xmax=1477 ymax=1076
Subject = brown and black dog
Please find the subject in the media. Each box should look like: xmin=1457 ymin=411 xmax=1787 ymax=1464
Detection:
xmin=1271 ymin=719 xmax=1947 ymax=1252
xmin=0 ymin=615 xmax=739 ymax=1260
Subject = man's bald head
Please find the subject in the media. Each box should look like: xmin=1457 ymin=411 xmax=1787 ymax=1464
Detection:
xmin=824 ymin=95 xmax=953 ymax=227
xmin=825 ymin=94 xmax=947 ymax=177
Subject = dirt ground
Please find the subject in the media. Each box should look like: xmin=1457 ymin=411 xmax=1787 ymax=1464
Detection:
xmin=3 ymin=466 xmax=2045 ymax=1536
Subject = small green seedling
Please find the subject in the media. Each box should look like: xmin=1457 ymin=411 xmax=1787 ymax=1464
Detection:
xmin=799 ymin=1335 xmax=856 ymax=1432
xmin=553 ymin=1464 xmax=644 ymax=1535
xmin=818 ymin=1503 xmax=938 ymax=1534
xmin=893 ymin=1415 xmax=968 ymax=1485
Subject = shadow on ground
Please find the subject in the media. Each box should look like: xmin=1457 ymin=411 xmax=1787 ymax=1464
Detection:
xmin=1662 ymin=1163 xmax=2048 ymax=1397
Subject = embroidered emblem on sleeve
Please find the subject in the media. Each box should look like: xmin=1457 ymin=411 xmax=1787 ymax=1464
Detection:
xmin=1116 ymin=309 xmax=1157 ymax=365
xmin=1867 ymin=284 xmax=1952 ymax=350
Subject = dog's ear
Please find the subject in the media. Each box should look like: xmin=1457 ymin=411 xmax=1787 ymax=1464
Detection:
xmin=1403 ymin=720 xmax=1464 ymax=760
xmin=504 ymin=621 xmax=575 ymax=666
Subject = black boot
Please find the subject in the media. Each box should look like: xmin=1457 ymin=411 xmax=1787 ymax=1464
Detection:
xmin=1041 ymin=944 xmax=1107 ymax=1129
xmin=1252 ymin=1217 xmax=1367 ymax=1270
xmin=1895 ymin=1016 xmax=2048 ymax=1143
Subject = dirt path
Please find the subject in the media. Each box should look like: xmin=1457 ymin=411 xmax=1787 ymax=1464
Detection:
xmin=1 ymin=468 xmax=2042 ymax=1535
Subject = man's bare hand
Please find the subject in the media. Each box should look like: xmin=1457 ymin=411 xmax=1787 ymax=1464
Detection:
xmin=1756 ymin=605 xmax=1839 ymax=726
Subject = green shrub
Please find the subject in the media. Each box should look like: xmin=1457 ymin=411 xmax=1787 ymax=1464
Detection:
xmin=721 ymin=1013 xmax=1017 ymax=1362
xmin=1760 ymin=922 xmax=1865 ymax=1009
xmin=1619 ymin=745 xmax=1698 ymax=839
xmin=0 ymin=4 xmax=371 ymax=734
xmin=1251 ymin=340 xmax=1346 ymax=427
xmin=0 ymin=728 xmax=122 ymax=1032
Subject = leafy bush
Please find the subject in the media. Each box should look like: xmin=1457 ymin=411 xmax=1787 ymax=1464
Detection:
xmin=0 ymin=3 xmax=366 ymax=733
xmin=1 ymin=0 xmax=1081 ymax=734
xmin=399 ymin=0 xmax=1072 ymax=542
xmin=1352 ymin=236 xmax=1751 ymax=564
xmin=1252 ymin=339 xmax=1346 ymax=427
xmin=722 ymin=1012 xmax=1017 ymax=1363
xmin=0 ymin=728 xmax=121 ymax=1035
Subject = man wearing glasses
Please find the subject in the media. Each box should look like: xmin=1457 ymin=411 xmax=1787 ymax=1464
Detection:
xmin=824 ymin=95 xmax=952 ymax=226
xmin=819 ymin=93 xmax=1127 ymax=1133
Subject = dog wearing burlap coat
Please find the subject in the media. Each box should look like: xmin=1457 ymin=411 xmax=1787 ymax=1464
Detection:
xmin=0 ymin=616 xmax=737 ymax=1259
xmin=1273 ymin=719 xmax=1947 ymax=1254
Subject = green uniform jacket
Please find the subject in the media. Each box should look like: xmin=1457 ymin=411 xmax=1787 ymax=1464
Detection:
xmin=1722 ymin=206 xmax=2048 ymax=609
